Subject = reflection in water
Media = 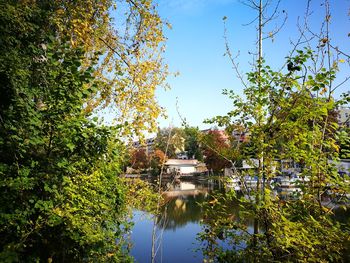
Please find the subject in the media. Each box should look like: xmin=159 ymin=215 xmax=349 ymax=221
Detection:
xmin=130 ymin=177 xmax=349 ymax=262
xmin=130 ymin=178 xmax=255 ymax=263
xmin=158 ymin=193 xmax=208 ymax=230
xmin=130 ymin=178 xmax=220 ymax=263
xmin=156 ymin=179 xmax=223 ymax=229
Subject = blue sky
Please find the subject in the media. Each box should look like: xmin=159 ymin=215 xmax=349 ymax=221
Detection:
xmin=154 ymin=0 xmax=350 ymax=129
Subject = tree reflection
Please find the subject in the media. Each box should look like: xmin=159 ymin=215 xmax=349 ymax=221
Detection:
xmin=157 ymin=194 xmax=208 ymax=230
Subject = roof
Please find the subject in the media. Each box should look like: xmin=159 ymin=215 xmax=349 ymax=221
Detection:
xmin=165 ymin=159 xmax=198 ymax=166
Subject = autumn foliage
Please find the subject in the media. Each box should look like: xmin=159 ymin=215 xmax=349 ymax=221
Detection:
xmin=202 ymin=130 xmax=231 ymax=172
xmin=131 ymin=148 xmax=150 ymax=170
xmin=0 ymin=0 xmax=167 ymax=261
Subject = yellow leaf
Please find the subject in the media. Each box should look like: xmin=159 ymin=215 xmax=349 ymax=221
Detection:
xmin=322 ymin=206 xmax=331 ymax=213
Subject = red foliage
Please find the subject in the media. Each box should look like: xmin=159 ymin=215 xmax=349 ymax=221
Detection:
xmin=203 ymin=130 xmax=231 ymax=172
xmin=131 ymin=148 xmax=149 ymax=170
xmin=151 ymin=149 xmax=166 ymax=165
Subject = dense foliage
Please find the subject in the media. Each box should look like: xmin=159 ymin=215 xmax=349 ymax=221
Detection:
xmin=201 ymin=130 xmax=232 ymax=173
xmin=197 ymin=0 xmax=350 ymax=260
xmin=130 ymin=148 xmax=150 ymax=171
xmin=154 ymin=127 xmax=185 ymax=158
xmin=201 ymin=49 xmax=350 ymax=262
xmin=183 ymin=127 xmax=203 ymax=161
xmin=338 ymin=128 xmax=350 ymax=159
xmin=0 ymin=0 xmax=167 ymax=261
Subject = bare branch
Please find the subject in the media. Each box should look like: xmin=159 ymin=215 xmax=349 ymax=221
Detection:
xmin=331 ymin=76 xmax=350 ymax=93
xmin=266 ymin=0 xmax=313 ymax=86
xmin=262 ymin=11 xmax=287 ymax=41
xmin=261 ymin=0 xmax=282 ymax=26
xmin=223 ymin=20 xmax=249 ymax=89
xmin=239 ymin=0 xmax=260 ymax=10
xmin=330 ymin=44 xmax=350 ymax=59
xmin=242 ymin=15 xmax=259 ymax=27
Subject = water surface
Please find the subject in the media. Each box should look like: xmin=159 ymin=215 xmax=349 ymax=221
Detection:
xmin=130 ymin=179 xmax=214 ymax=263
xmin=129 ymin=177 xmax=350 ymax=262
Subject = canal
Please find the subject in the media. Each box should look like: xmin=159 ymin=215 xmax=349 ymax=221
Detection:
xmin=129 ymin=178 xmax=231 ymax=263
xmin=128 ymin=177 xmax=350 ymax=262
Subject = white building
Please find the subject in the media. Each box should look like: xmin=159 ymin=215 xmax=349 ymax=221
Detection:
xmin=165 ymin=159 xmax=199 ymax=175
xmin=338 ymin=107 xmax=350 ymax=128
xmin=132 ymin=137 xmax=155 ymax=155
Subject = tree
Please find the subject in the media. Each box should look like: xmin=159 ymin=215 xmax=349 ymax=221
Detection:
xmin=149 ymin=149 xmax=167 ymax=176
xmin=154 ymin=127 xmax=185 ymax=158
xmin=53 ymin=0 xmax=169 ymax=135
xmin=202 ymin=130 xmax=231 ymax=173
xmin=200 ymin=0 xmax=350 ymax=262
xmin=184 ymin=126 xmax=203 ymax=160
xmin=337 ymin=128 xmax=350 ymax=159
xmin=131 ymin=148 xmax=150 ymax=171
xmin=202 ymin=50 xmax=350 ymax=263
xmin=0 ymin=0 xmax=167 ymax=261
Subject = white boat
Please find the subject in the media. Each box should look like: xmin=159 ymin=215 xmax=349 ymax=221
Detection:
xmin=244 ymin=176 xmax=259 ymax=188
xmin=226 ymin=176 xmax=241 ymax=191
xmin=273 ymin=174 xmax=309 ymax=188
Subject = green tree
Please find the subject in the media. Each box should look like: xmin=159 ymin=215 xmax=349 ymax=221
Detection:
xmin=202 ymin=50 xmax=350 ymax=262
xmin=184 ymin=126 xmax=203 ymax=160
xmin=337 ymin=128 xmax=350 ymax=159
xmin=200 ymin=0 xmax=350 ymax=261
xmin=154 ymin=127 xmax=185 ymax=158
xmin=0 ymin=0 xmax=167 ymax=261
xmin=0 ymin=37 xmax=125 ymax=263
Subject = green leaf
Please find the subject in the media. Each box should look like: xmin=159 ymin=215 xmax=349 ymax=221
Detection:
xmin=66 ymin=143 xmax=75 ymax=152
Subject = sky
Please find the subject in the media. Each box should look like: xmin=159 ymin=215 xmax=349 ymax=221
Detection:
xmin=153 ymin=0 xmax=350 ymax=129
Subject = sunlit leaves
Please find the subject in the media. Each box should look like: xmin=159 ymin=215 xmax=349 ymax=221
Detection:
xmin=203 ymin=49 xmax=350 ymax=261
xmin=0 ymin=2 xmax=135 ymax=260
xmin=20 ymin=0 xmax=168 ymax=136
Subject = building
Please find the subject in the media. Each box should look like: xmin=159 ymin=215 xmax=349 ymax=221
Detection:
xmin=132 ymin=137 xmax=155 ymax=155
xmin=176 ymin=151 xmax=189 ymax=160
xmin=201 ymin=127 xmax=249 ymax=143
xmin=201 ymin=128 xmax=230 ymax=142
xmin=232 ymin=130 xmax=250 ymax=143
xmin=165 ymin=159 xmax=199 ymax=175
xmin=338 ymin=107 xmax=350 ymax=128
